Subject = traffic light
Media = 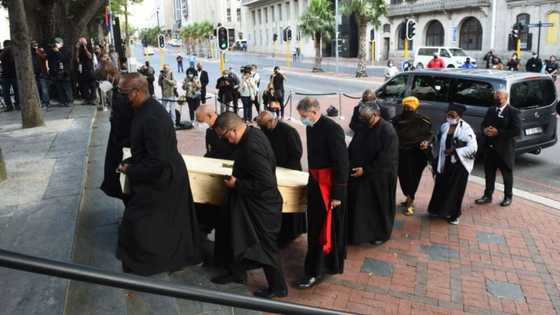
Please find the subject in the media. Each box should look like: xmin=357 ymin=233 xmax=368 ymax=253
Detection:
xmin=406 ymin=19 xmax=416 ymax=40
xmin=511 ymin=23 xmax=521 ymax=39
xmin=158 ymin=34 xmax=165 ymax=48
xmin=217 ymin=27 xmax=229 ymax=51
xmin=273 ymin=33 xmax=278 ymax=42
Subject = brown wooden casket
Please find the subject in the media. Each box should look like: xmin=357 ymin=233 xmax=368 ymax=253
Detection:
xmin=121 ymin=151 xmax=308 ymax=213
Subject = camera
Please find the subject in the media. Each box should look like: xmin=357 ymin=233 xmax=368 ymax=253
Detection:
xmin=240 ymin=65 xmax=252 ymax=74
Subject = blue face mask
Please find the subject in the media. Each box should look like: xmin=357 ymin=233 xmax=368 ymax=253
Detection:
xmin=301 ymin=117 xmax=315 ymax=127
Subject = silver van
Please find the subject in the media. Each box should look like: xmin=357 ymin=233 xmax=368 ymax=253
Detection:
xmin=376 ymin=69 xmax=558 ymax=155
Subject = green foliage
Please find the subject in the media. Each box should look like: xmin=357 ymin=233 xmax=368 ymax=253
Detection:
xmin=341 ymin=0 xmax=386 ymax=27
xmin=139 ymin=26 xmax=161 ymax=46
xmin=298 ymin=0 xmax=335 ymax=40
xmin=180 ymin=21 xmax=214 ymax=41
xmin=111 ymin=0 xmax=144 ymax=16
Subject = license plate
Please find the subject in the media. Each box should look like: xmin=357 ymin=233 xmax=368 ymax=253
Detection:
xmin=525 ymin=127 xmax=543 ymax=136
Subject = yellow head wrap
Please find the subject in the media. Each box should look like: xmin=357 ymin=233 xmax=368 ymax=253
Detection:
xmin=402 ymin=96 xmax=420 ymax=111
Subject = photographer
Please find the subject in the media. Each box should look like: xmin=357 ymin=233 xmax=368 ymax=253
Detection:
xmin=75 ymin=37 xmax=97 ymax=104
xmin=158 ymin=64 xmax=178 ymax=125
xmin=239 ymin=67 xmax=257 ymax=122
xmin=138 ymin=61 xmax=155 ymax=96
xmin=182 ymin=69 xmax=202 ymax=121
xmin=216 ymin=70 xmax=235 ymax=113
xmin=270 ymin=66 xmax=286 ymax=118
xmin=47 ymin=37 xmax=73 ymax=107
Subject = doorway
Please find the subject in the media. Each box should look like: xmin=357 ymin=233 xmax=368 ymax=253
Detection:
xmin=383 ymin=37 xmax=390 ymax=60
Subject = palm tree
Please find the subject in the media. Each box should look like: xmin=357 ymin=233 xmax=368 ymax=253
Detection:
xmin=196 ymin=21 xmax=214 ymax=57
xmin=299 ymin=0 xmax=335 ymax=72
xmin=341 ymin=0 xmax=386 ymax=77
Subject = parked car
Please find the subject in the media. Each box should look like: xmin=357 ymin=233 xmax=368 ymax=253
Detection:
xmin=168 ymin=39 xmax=182 ymax=47
xmin=414 ymin=47 xmax=476 ymax=69
xmin=233 ymin=40 xmax=247 ymax=51
xmin=143 ymin=47 xmax=154 ymax=56
xmin=375 ymin=69 xmax=557 ymax=155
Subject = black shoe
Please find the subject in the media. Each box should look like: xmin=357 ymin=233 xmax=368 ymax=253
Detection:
xmin=475 ymin=195 xmax=492 ymax=205
xmin=253 ymin=287 xmax=288 ymax=299
xmin=296 ymin=277 xmax=318 ymax=289
xmin=500 ymin=197 xmax=512 ymax=207
xmin=211 ymin=273 xmax=246 ymax=285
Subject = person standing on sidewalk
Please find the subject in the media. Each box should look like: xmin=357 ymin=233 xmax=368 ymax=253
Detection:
xmin=182 ymin=70 xmax=201 ymax=121
xmin=393 ymin=97 xmax=433 ymax=216
xmin=270 ymin=66 xmax=286 ymax=118
xmin=158 ymin=64 xmax=178 ymax=126
xmin=427 ymin=53 xmax=445 ymax=69
xmin=526 ymin=52 xmax=543 ymax=73
xmin=0 ymin=40 xmax=20 ymax=111
xmin=116 ymin=73 xmax=202 ymax=275
xmin=176 ymin=54 xmax=184 ymax=73
xmin=31 ymin=41 xmax=50 ymax=109
xmin=197 ymin=63 xmax=209 ymax=104
xmin=138 ymin=61 xmax=156 ymax=96
xmin=296 ymin=97 xmax=349 ymax=289
xmin=476 ymin=90 xmax=521 ymax=207
xmin=216 ymin=70 xmax=235 ymax=113
xmin=251 ymin=65 xmax=261 ymax=115
xmin=47 ymin=37 xmax=73 ymax=107
xmin=75 ymin=37 xmax=97 ymax=104
xmin=239 ymin=69 xmax=257 ymax=122
xmin=212 ymin=112 xmax=288 ymax=299
xmin=428 ymin=103 xmax=478 ymax=225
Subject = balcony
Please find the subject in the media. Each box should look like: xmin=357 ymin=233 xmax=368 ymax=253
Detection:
xmin=387 ymin=0 xmax=491 ymax=17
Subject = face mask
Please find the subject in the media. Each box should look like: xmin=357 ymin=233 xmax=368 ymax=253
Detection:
xmin=447 ymin=118 xmax=458 ymax=125
xmin=188 ymin=74 xmax=193 ymax=79
xmin=301 ymin=117 xmax=315 ymax=127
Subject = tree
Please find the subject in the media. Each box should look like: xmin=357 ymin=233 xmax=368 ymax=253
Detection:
xmin=299 ymin=0 xmax=335 ymax=72
xmin=5 ymin=0 xmax=44 ymax=128
xmin=180 ymin=21 xmax=213 ymax=57
xmin=140 ymin=26 xmax=161 ymax=47
xmin=0 ymin=147 xmax=6 ymax=182
xmin=341 ymin=0 xmax=386 ymax=77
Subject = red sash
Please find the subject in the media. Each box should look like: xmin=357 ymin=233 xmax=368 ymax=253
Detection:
xmin=309 ymin=168 xmax=333 ymax=255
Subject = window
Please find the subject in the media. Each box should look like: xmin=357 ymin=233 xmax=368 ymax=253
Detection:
xmin=286 ymin=2 xmax=291 ymax=20
xmin=439 ymin=49 xmax=451 ymax=58
xmin=294 ymin=0 xmax=299 ymax=17
xmin=425 ymin=20 xmax=444 ymax=46
xmin=516 ymin=14 xmax=530 ymax=49
xmin=271 ymin=6 xmax=275 ymax=22
xmin=451 ymin=79 xmax=495 ymax=107
xmin=418 ymin=48 xmax=438 ymax=56
xmin=411 ymin=76 xmax=451 ymax=102
xmin=459 ymin=17 xmax=482 ymax=50
xmin=264 ymin=8 xmax=268 ymax=23
xmin=546 ymin=11 xmax=559 ymax=45
xmin=379 ymin=75 xmax=408 ymax=98
xmin=237 ymin=8 xmax=241 ymax=23
xmin=383 ymin=24 xmax=390 ymax=33
xmin=278 ymin=4 xmax=282 ymax=21
xmin=449 ymin=48 xmax=467 ymax=57
xmin=252 ymin=10 xmax=256 ymax=25
xmin=227 ymin=8 xmax=232 ymax=22
xmin=397 ymin=22 xmax=413 ymax=50
xmin=258 ymin=9 xmax=262 ymax=24
xmin=511 ymin=80 xmax=556 ymax=109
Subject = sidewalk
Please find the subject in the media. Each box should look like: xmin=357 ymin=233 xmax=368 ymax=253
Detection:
xmin=0 ymin=105 xmax=96 ymax=314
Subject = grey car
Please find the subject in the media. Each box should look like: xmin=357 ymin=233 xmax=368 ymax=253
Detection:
xmin=376 ymin=69 xmax=558 ymax=155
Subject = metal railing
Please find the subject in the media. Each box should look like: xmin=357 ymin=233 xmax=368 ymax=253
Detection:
xmin=0 ymin=249 xmax=354 ymax=315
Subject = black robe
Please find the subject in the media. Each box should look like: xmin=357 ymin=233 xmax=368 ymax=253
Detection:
xmin=393 ymin=111 xmax=433 ymax=200
xmin=117 ymin=98 xmax=202 ymax=276
xmin=348 ymin=119 xmax=399 ymax=244
xmin=262 ymin=121 xmax=306 ymax=243
xmin=228 ymin=127 xmax=284 ymax=270
xmin=305 ymin=116 xmax=349 ymax=277
xmin=100 ymin=88 xmax=134 ymax=200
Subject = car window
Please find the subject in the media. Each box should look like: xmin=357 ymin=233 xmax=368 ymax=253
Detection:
xmin=418 ymin=48 xmax=438 ymax=56
xmin=411 ymin=75 xmax=451 ymax=102
xmin=510 ymin=79 xmax=556 ymax=109
xmin=449 ymin=48 xmax=467 ymax=57
xmin=439 ymin=49 xmax=451 ymax=58
xmin=379 ymin=75 xmax=407 ymax=98
xmin=451 ymin=79 xmax=495 ymax=107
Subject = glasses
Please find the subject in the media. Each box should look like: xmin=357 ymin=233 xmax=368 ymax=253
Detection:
xmin=218 ymin=128 xmax=234 ymax=139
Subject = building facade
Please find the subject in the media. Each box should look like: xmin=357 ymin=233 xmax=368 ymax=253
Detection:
xmin=181 ymin=0 xmax=244 ymax=45
xmin=0 ymin=8 xmax=9 ymax=46
xmin=376 ymin=0 xmax=560 ymax=62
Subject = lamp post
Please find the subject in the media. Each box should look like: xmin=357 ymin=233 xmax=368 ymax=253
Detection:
xmin=335 ymin=0 xmax=339 ymax=74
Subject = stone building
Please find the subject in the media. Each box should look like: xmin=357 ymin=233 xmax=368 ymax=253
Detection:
xmin=182 ymin=0 xmax=244 ymax=46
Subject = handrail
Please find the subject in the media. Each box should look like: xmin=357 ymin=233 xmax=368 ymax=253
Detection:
xmin=0 ymin=249 xmax=354 ymax=315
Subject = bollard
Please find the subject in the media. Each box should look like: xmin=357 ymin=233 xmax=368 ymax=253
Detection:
xmin=338 ymin=92 xmax=345 ymax=120
xmin=288 ymin=90 xmax=295 ymax=121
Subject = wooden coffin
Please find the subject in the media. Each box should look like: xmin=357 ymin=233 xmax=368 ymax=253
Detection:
xmin=121 ymin=151 xmax=308 ymax=213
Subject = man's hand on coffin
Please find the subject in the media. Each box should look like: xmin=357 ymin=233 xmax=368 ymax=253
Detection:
xmin=350 ymin=167 xmax=364 ymax=178
xmin=224 ymin=175 xmax=237 ymax=188
xmin=331 ymin=199 xmax=342 ymax=209
xmin=117 ymin=163 xmax=129 ymax=174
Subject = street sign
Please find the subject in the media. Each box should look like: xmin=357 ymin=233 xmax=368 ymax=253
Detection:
xmin=528 ymin=22 xmax=553 ymax=28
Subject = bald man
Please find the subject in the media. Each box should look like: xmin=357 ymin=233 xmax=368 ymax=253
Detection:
xmin=116 ymin=73 xmax=201 ymax=275
xmin=476 ymin=90 xmax=521 ymax=207
xmin=256 ymin=111 xmax=306 ymax=245
xmin=195 ymin=104 xmax=236 ymax=160
xmin=212 ymin=112 xmax=287 ymax=298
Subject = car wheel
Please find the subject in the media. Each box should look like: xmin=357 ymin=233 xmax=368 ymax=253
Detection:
xmin=447 ymin=65 xmax=455 ymax=68
xmin=416 ymin=63 xmax=424 ymax=69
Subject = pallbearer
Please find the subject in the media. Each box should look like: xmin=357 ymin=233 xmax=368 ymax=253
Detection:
xmin=211 ymin=112 xmax=288 ymax=299
xmin=393 ymin=96 xmax=433 ymax=216
xmin=347 ymin=101 xmax=399 ymax=245
xmin=256 ymin=111 xmax=306 ymax=245
xmin=296 ymin=97 xmax=349 ymax=289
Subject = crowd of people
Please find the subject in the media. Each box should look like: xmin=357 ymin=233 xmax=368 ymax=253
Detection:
xmin=0 ymin=37 xmax=126 ymax=112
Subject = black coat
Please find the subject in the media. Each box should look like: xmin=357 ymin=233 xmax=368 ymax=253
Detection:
xmin=216 ymin=76 xmax=235 ymax=103
xmin=117 ymin=98 xmax=201 ymax=275
xmin=228 ymin=127 xmax=283 ymax=268
xmin=526 ymin=57 xmax=543 ymax=73
xmin=199 ymin=70 xmax=209 ymax=87
xmin=101 ymin=88 xmax=134 ymax=199
xmin=262 ymin=121 xmax=303 ymax=170
xmin=204 ymin=127 xmax=236 ymax=160
xmin=481 ymin=105 xmax=521 ymax=169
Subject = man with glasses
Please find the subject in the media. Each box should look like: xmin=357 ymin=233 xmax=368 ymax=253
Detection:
xmin=115 ymin=73 xmax=201 ymax=275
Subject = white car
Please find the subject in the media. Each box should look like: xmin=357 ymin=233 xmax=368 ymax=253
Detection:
xmin=143 ymin=47 xmax=154 ymax=56
xmin=414 ymin=47 xmax=476 ymax=69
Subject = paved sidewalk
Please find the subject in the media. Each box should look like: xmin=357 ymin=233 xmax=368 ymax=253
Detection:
xmin=176 ymin=115 xmax=560 ymax=314
xmin=0 ymin=106 xmax=96 ymax=314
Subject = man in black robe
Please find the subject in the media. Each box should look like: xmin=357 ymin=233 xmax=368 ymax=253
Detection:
xmin=116 ymin=73 xmax=201 ymax=276
xmin=211 ymin=112 xmax=288 ymax=299
xmin=476 ymin=90 xmax=521 ymax=207
xmin=256 ymin=111 xmax=306 ymax=245
xmin=194 ymin=105 xmax=236 ymax=238
xmin=348 ymin=101 xmax=399 ymax=245
xmin=296 ymin=97 xmax=349 ymax=289
xmin=393 ymin=96 xmax=433 ymax=216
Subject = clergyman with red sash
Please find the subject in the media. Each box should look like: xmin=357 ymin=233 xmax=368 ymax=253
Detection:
xmin=296 ymin=97 xmax=349 ymax=289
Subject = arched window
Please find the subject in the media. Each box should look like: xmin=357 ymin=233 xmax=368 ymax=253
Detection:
xmin=425 ymin=20 xmax=444 ymax=46
xmin=459 ymin=17 xmax=482 ymax=50
xmin=516 ymin=14 xmax=530 ymax=49
xmin=397 ymin=22 xmax=413 ymax=50
xmin=546 ymin=11 xmax=559 ymax=44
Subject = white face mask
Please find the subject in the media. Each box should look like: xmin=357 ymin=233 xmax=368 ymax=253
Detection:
xmin=193 ymin=121 xmax=209 ymax=130
xmin=447 ymin=118 xmax=458 ymax=125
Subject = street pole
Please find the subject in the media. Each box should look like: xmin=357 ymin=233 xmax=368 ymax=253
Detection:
xmin=490 ymin=0 xmax=496 ymax=49
xmin=335 ymin=0 xmax=339 ymax=74
xmin=537 ymin=22 xmax=542 ymax=58
xmin=403 ymin=39 xmax=408 ymax=58
xmin=156 ymin=9 xmax=160 ymax=29
xmin=516 ymin=38 xmax=520 ymax=58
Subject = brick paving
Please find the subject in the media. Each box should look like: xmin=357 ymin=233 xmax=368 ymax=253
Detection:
xmin=175 ymin=93 xmax=560 ymax=314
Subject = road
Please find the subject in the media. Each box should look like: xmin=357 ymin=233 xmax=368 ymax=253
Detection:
xmin=131 ymin=45 xmax=560 ymax=201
